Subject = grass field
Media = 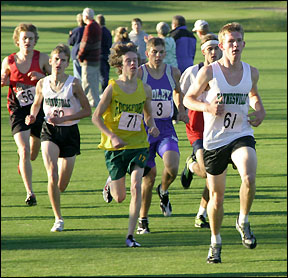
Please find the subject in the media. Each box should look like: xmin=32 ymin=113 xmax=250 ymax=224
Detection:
xmin=1 ymin=1 xmax=287 ymax=277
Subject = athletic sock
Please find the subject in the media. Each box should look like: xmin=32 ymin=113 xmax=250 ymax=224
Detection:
xmin=188 ymin=161 xmax=196 ymax=173
xmin=211 ymin=234 xmax=221 ymax=245
xmin=238 ymin=212 xmax=248 ymax=225
xmin=196 ymin=205 xmax=207 ymax=218
xmin=159 ymin=185 xmax=168 ymax=195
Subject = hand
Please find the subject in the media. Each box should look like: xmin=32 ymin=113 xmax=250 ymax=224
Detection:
xmin=1 ymin=73 xmax=10 ymax=87
xmin=177 ymin=110 xmax=189 ymax=124
xmin=110 ymin=135 xmax=127 ymax=149
xmin=46 ymin=116 xmax=65 ymax=126
xmin=148 ymin=126 xmax=160 ymax=137
xmin=208 ymin=96 xmax=224 ymax=116
xmin=248 ymin=110 xmax=266 ymax=127
xmin=25 ymin=115 xmax=36 ymax=125
xmin=27 ymin=71 xmax=45 ymax=81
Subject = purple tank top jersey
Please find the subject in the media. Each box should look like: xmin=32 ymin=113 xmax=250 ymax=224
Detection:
xmin=141 ymin=64 xmax=178 ymax=144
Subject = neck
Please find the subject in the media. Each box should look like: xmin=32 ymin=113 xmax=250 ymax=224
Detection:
xmin=18 ymin=49 xmax=33 ymax=59
xmin=147 ymin=61 xmax=164 ymax=71
xmin=51 ymin=72 xmax=67 ymax=82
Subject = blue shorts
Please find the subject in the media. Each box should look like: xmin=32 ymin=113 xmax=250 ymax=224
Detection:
xmin=145 ymin=135 xmax=179 ymax=171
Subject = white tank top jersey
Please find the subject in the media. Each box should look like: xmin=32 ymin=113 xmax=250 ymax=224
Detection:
xmin=42 ymin=75 xmax=81 ymax=126
xmin=203 ymin=61 xmax=254 ymax=150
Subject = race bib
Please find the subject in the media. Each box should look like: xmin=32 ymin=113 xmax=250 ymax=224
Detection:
xmin=214 ymin=111 xmax=243 ymax=132
xmin=151 ymin=100 xmax=172 ymax=119
xmin=118 ymin=112 xmax=143 ymax=131
xmin=16 ymin=87 xmax=36 ymax=107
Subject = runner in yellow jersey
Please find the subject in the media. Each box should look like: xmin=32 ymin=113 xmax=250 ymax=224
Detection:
xmin=92 ymin=42 xmax=159 ymax=247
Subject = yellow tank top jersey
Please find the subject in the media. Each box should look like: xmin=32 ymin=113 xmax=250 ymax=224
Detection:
xmin=98 ymin=79 xmax=149 ymax=151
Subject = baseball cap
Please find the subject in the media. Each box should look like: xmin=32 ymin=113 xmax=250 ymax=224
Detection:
xmin=192 ymin=20 xmax=208 ymax=31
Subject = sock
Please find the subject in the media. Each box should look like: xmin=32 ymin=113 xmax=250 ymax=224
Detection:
xmin=160 ymin=186 xmax=168 ymax=195
xmin=238 ymin=212 xmax=248 ymax=225
xmin=211 ymin=234 xmax=221 ymax=245
xmin=197 ymin=205 xmax=207 ymax=218
xmin=188 ymin=161 xmax=197 ymax=173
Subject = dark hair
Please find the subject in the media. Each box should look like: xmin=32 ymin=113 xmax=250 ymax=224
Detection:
xmin=132 ymin=18 xmax=142 ymax=25
xmin=172 ymin=15 xmax=186 ymax=27
xmin=146 ymin=37 xmax=165 ymax=51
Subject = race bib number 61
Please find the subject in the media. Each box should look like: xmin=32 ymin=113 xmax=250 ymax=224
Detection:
xmin=118 ymin=112 xmax=143 ymax=131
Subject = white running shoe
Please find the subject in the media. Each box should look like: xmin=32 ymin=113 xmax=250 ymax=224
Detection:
xmin=51 ymin=219 xmax=64 ymax=232
xmin=103 ymin=176 xmax=113 ymax=203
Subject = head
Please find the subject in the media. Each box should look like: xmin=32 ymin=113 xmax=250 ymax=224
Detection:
xmin=192 ymin=19 xmax=209 ymax=39
xmin=109 ymin=42 xmax=140 ymax=75
xmin=13 ymin=23 xmax=39 ymax=48
xmin=131 ymin=18 xmax=142 ymax=34
xmin=82 ymin=8 xmax=94 ymax=23
xmin=49 ymin=44 xmax=70 ymax=73
xmin=76 ymin=13 xmax=85 ymax=27
xmin=156 ymin=22 xmax=170 ymax=37
xmin=200 ymin=34 xmax=222 ymax=64
xmin=114 ymin=27 xmax=130 ymax=43
xmin=145 ymin=37 xmax=166 ymax=66
xmin=171 ymin=15 xmax=186 ymax=29
xmin=96 ymin=14 xmax=105 ymax=26
xmin=218 ymin=22 xmax=245 ymax=58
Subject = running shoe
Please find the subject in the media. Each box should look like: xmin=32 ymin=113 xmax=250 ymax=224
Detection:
xmin=180 ymin=155 xmax=194 ymax=189
xmin=207 ymin=243 xmax=222 ymax=264
xmin=25 ymin=193 xmax=37 ymax=206
xmin=195 ymin=215 xmax=210 ymax=228
xmin=137 ymin=218 xmax=150 ymax=234
xmin=102 ymin=176 xmax=113 ymax=203
xmin=126 ymin=235 xmax=141 ymax=247
xmin=236 ymin=217 xmax=257 ymax=249
xmin=156 ymin=184 xmax=172 ymax=217
xmin=51 ymin=219 xmax=64 ymax=232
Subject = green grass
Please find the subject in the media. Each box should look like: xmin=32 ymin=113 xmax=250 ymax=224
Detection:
xmin=1 ymin=1 xmax=287 ymax=277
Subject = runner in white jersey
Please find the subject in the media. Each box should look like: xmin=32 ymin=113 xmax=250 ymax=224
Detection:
xmin=183 ymin=22 xmax=266 ymax=264
xmin=26 ymin=44 xmax=91 ymax=232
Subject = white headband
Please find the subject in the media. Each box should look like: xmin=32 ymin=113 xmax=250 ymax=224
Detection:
xmin=201 ymin=40 xmax=219 ymax=51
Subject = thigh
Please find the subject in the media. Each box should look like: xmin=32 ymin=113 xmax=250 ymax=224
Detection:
xmin=58 ymin=156 xmax=76 ymax=184
xmin=195 ymin=148 xmax=206 ymax=172
xmin=206 ymin=170 xmax=227 ymax=195
xmin=41 ymin=140 xmax=60 ymax=172
xmin=162 ymin=150 xmax=180 ymax=170
xmin=14 ymin=129 xmax=31 ymax=150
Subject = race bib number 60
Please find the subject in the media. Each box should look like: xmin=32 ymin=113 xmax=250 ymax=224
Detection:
xmin=118 ymin=112 xmax=143 ymax=131
xmin=16 ymin=87 xmax=36 ymax=107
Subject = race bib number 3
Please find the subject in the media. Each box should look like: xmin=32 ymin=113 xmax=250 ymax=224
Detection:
xmin=151 ymin=100 xmax=172 ymax=119
xmin=118 ymin=112 xmax=143 ymax=131
xmin=16 ymin=87 xmax=36 ymax=107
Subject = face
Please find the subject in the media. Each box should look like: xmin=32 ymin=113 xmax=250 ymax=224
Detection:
xmin=122 ymin=51 xmax=138 ymax=76
xmin=18 ymin=31 xmax=36 ymax=52
xmin=220 ymin=31 xmax=245 ymax=60
xmin=132 ymin=21 xmax=141 ymax=33
xmin=202 ymin=44 xmax=222 ymax=64
xmin=146 ymin=45 xmax=166 ymax=67
xmin=49 ymin=52 xmax=69 ymax=74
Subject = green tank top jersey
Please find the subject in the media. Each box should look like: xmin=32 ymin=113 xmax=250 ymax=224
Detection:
xmin=98 ymin=78 xmax=149 ymax=151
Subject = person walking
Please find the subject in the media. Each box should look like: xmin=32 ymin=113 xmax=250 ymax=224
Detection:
xmin=1 ymin=23 xmax=51 ymax=206
xmin=183 ymin=22 xmax=266 ymax=263
xmin=78 ymin=7 xmax=102 ymax=108
xmin=93 ymin=42 xmax=159 ymax=247
xmin=25 ymin=44 xmax=91 ymax=232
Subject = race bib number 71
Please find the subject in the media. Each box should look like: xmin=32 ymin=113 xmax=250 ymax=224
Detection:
xmin=118 ymin=112 xmax=143 ymax=131
xmin=16 ymin=87 xmax=36 ymax=107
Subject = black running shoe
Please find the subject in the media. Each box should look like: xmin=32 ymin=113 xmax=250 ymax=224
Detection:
xmin=25 ymin=193 xmax=37 ymax=206
xmin=156 ymin=184 xmax=172 ymax=217
xmin=180 ymin=155 xmax=194 ymax=189
xmin=126 ymin=235 xmax=141 ymax=247
xmin=137 ymin=218 xmax=150 ymax=234
xmin=195 ymin=215 xmax=210 ymax=228
xmin=236 ymin=217 xmax=257 ymax=249
xmin=207 ymin=244 xmax=222 ymax=264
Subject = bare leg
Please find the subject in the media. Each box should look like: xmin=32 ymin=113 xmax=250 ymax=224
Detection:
xmin=57 ymin=156 xmax=76 ymax=193
xmin=161 ymin=151 xmax=179 ymax=191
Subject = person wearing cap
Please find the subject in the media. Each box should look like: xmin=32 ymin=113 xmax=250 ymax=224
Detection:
xmin=180 ymin=34 xmax=222 ymax=230
xmin=192 ymin=19 xmax=211 ymax=40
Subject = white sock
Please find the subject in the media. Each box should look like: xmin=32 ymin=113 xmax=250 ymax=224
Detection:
xmin=238 ymin=212 xmax=248 ymax=225
xmin=211 ymin=234 xmax=221 ymax=245
xmin=160 ymin=186 xmax=168 ymax=195
xmin=197 ymin=205 xmax=207 ymax=218
xmin=188 ymin=161 xmax=196 ymax=173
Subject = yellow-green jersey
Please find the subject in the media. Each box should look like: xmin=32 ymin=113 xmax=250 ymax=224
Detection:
xmin=98 ymin=78 xmax=149 ymax=151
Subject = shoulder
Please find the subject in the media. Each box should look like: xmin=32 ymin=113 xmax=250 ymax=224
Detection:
xmin=143 ymin=82 xmax=152 ymax=97
xmin=249 ymin=64 xmax=259 ymax=83
xmin=171 ymin=66 xmax=181 ymax=79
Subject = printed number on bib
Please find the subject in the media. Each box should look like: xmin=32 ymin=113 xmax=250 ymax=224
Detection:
xmin=151 ymin=100 xmax=172 ymax=119
xmin=118 ymin=112 xmax=142 ymax=131
xmin=223 ymin=112 xmax=242 ymax=132
xmin=53 ymin=109 xmax=65 ymax=118
xmin=16 ymin=87 xmax=36 ymax=107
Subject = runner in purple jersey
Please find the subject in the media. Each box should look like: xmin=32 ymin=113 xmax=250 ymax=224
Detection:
xmin=136 ymin=37 xmax=188 ymax=234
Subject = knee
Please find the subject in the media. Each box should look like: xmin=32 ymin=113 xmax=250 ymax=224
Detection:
xmin=18 ymin=145 xmax=30 ymax=160
xmin=114 ymin=193 xmax=126 ymax=203
xmin=167 ymin=165 xmax=179 ymax=179
xmin=242 ymin=174 xmax=256 ymax=189
xmin=47 ymin=168 xmax=58 ymax=186
xmin=130 ymin=182 xmax=141 ymax=199
xmin=210 ymin=192 xmax=224 ymax=209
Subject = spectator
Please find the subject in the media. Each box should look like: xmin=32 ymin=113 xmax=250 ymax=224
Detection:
xmin=156 ymin=22 xmax=178 ymax=68
xmin=192 ymin=19 xmax=212 ymax=40
xmin=129 ymin=18 xmax=148 ymax=65
xmin=68 ymin=13 xmax=85 ymax=81
xmin=112 ymin=26 xmax=131 ymax=48
xmin=78 ymin=7 xmax=102 ymax=108
xmin=96 ymin=14 xmax=112 ymax=93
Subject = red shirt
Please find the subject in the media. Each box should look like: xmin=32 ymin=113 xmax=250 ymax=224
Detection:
xmin=185 ymin=109 xmax=204 ymax=145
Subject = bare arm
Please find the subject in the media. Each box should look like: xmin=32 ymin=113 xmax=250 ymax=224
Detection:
xmin=25 ymin=79 xmax=44 ymax=125
xmin=183 ymin=65 xmax=224 ymax=116
xmin=1 ymin=57 xmax=10 ymax=87
xmin=143 ymin=83 xmax=160 ymax=137
xmin=248 ymin=66 xmax=266 ymax=127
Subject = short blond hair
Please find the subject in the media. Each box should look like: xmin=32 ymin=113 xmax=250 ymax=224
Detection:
xmin=218 ymin=22 xmax=244 ymax=43
xmin=50 ymin=44 xmax=71 ymax=62
xmin=13 ymin=23 xmax=39 ymax=47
